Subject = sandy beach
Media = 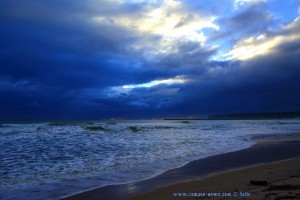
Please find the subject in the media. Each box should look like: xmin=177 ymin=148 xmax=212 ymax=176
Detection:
xmin=63 ymin=134 xmax=300 ymax=200
xmin=130 ymin=158 xmax=300 ymax=200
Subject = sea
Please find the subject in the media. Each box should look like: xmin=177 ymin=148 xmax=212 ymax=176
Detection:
xmin=1 ymin=119 xmax=300 ymax=200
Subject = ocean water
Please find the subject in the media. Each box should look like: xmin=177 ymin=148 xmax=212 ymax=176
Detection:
xmin=1 ymin=119 xmax=300 ymax=199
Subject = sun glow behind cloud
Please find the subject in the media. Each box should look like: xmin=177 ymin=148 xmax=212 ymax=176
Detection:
xmin=223 ymin=17 xmax=300 ymax=60
xmin=94 ymin=0 xmax=219 ymax=55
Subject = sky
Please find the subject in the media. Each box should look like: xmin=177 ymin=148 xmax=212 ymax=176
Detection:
xmin=0 ymin=0 xmax=300 ymax=120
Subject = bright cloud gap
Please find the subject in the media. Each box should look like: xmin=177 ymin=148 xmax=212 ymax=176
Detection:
xmin=121 ymin=76 xmax=188 ymax=89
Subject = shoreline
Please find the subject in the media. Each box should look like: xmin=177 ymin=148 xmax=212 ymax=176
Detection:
xmin=130 ymin=157 xmax=300 ymax=200
xmin=63 ymin=134 xmax=300 ymax=200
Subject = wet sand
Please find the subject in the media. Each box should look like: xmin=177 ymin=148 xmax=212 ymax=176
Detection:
xmin=63 ymin=134 xmax=300 ymax=200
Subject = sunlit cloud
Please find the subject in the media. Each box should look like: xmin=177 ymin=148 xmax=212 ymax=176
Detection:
xmin=223 ymin=17 xmax=300 ymax=60
xmin=93 ymin=0 xmax=219 ymax=55
xmin=106 ymin=76 xmax=188 ymax=99
xmin=121 ymin=75 xmax=188 ymax=89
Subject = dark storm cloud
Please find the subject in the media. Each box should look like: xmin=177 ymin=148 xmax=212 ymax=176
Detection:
xmin=152 ymin=40 xmax=217 ymax=75
xmin=0 ymin=0 xmax=198 ymax=120
xmin=164 ymin=38 xmax=300 ymax=115
xmin=116 ymin=15 xmax=300 ymax=116
xmin=0 ymin=0 xmax=299 ymax=120
xmin=0 ymin=0 xmax=152 ymax=120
